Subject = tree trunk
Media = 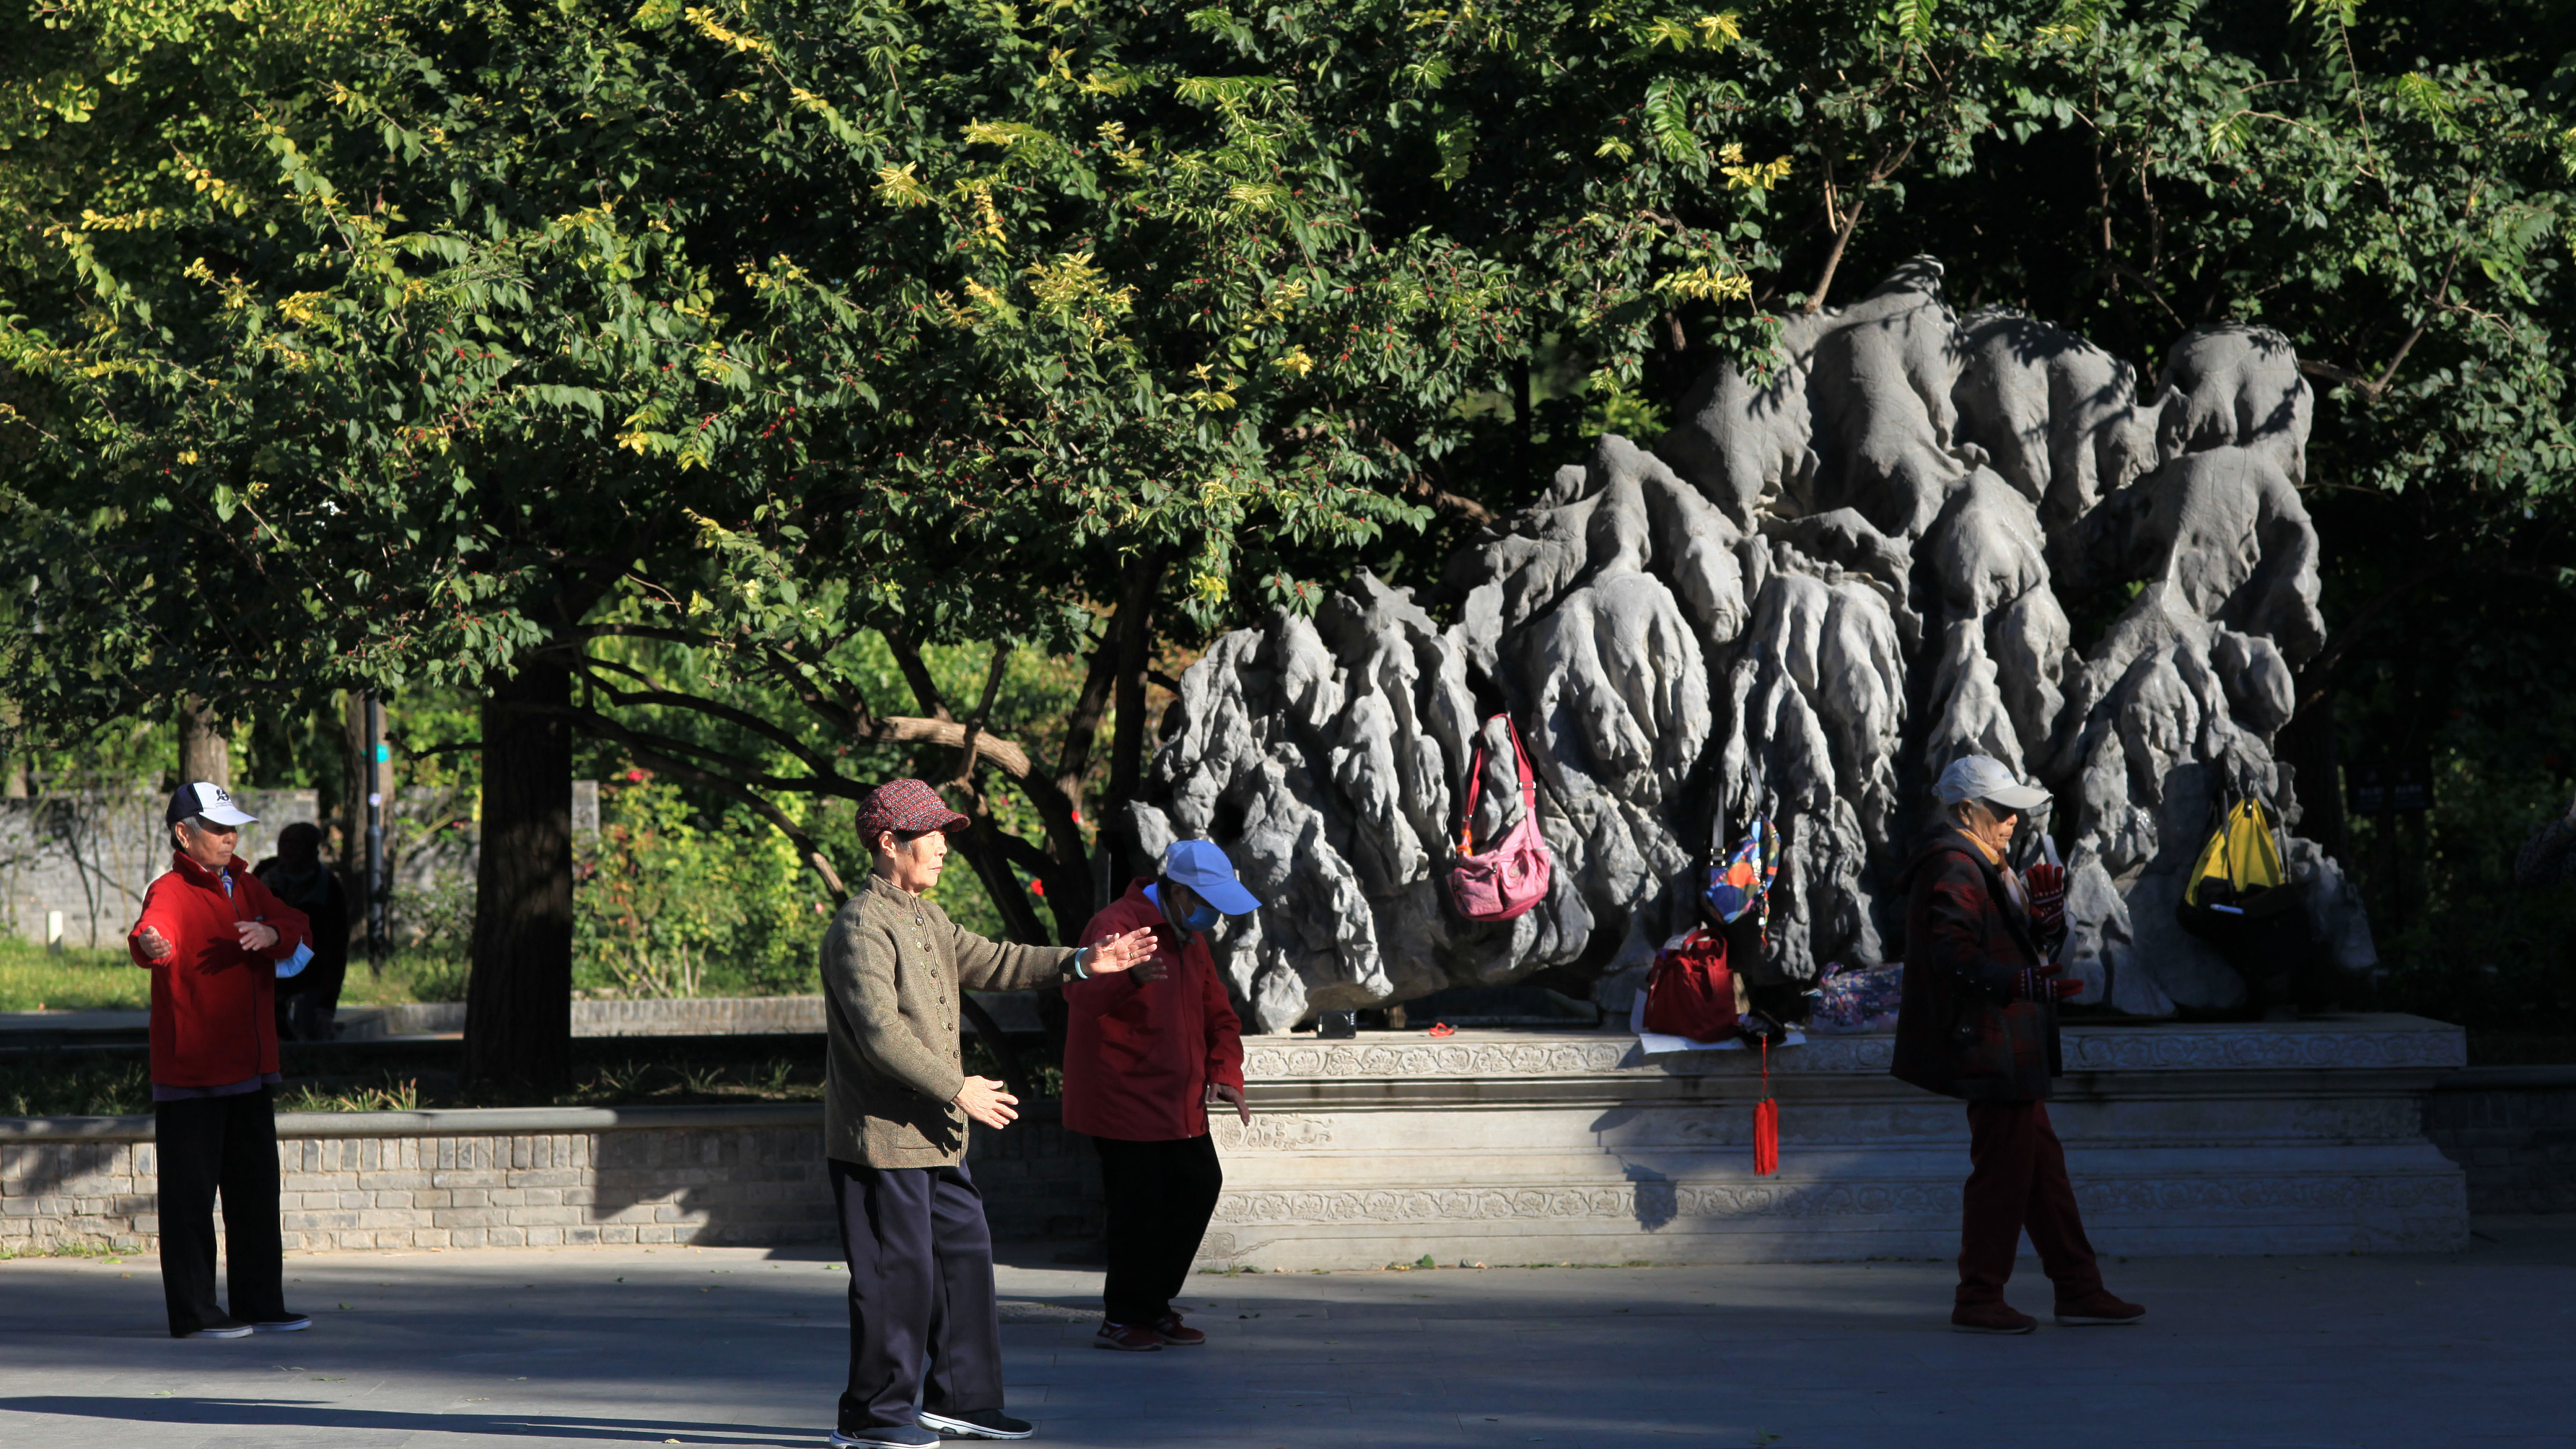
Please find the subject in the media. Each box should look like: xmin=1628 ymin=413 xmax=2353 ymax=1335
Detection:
xmin=176 ymin=697 xmax=229 ymax=789
xmin=1 ymin=701 xmax=26 ymax=797
xmin=1101 ymin=550 xmax=1168 ymax=886
xmin=338 ymin=694 xmax=366 ymax=881
xmin=949 ymin=796 xmax=1053 ymax=946
xmin=465 ymin=657 xmax=575 ymax=1091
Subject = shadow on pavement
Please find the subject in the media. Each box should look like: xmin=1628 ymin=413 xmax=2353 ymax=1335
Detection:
xmin=0 ymin=1397 xmax=812 ymax=1445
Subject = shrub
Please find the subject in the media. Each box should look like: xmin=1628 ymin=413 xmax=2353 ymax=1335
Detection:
xmin=573 ymin=780 xmax=825 ymax=998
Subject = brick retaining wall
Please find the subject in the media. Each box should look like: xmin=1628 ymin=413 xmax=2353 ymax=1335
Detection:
xmin=0 ymin=1102 xmax=1100 ymax=1255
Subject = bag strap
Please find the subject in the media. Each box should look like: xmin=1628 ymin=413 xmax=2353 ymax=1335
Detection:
xmin=1505 ymin=716 xmax=1538 ymax=812
xmin=1459 ymin=725 xmax=1492 ymax=852
xmin=1459 ymin=714 xmax=1538 ymax=852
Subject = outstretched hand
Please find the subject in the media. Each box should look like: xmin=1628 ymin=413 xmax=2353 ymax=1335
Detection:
xmin=134 ymin=927 xmax=173 ymax=964
xmin=2025 ymin=862 xmax=2068 ymax=935
xmin=1207 ymin=1081 xmax=1250 ymax=1126
xmin=1082 ymin=929 xmax=1165 ymax=984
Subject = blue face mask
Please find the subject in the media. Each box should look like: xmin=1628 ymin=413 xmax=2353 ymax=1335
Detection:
xmin=1177 ymin=900 xmax=1222 ymax=934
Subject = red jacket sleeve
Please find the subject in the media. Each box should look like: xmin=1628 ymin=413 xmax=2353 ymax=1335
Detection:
xmin=1200 ymin=947 xmax=1244 ymax=1091
xmin=235 ymin=871 xmax=313 ymax=961
xmin=128 ymin=876 xmax=181 ymax=966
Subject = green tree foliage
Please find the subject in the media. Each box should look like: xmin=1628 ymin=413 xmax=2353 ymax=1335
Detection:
xmin=3 ymin=0 xmax=2570 ymax=1045
xmin=574 ymin=777 xmax=820 ymax=998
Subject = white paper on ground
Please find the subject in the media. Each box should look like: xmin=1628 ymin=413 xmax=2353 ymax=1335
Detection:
xmin=1629 ymin=989 xmax=1805 ymax=1054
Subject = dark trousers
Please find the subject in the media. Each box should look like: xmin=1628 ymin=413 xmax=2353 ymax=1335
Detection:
xmin=275 ymin=957 xmax=347 ymax=1041
xmin=153 ymin=1087 xmax=287 ymax=1336
xmin=1958 ymin=1099 xmax=2105 ymax=1307
xmin=829 ymin=1158 xmax=1005 ymax=1433
xmin=1095 ymin=1134 xmax=1223 ymax=1326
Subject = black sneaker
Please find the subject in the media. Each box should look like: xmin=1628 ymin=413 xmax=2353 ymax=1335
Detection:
xmin=919 ymin=1408 xmax=1035 ymax=1440
xmin=249 ymin=1313 xmax=313 ymax=1333
xmin=181 ymin=1316 xmax=253 ymax=1340
xmin=829 ymin=1428 xmax=938 ymax=1449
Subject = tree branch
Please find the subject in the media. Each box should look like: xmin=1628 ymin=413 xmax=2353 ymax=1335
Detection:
xmin=1801 ymin=137 xmax=1916 ymax=314
xmin=883 ymin=622 xmax=953 ymax=721
xmin=572 ymin=661 xmax=851 ymax=783
xmin=951 ymin=644 xmax=1012 ymax=786
xmin=558 ymin=705 xmax=848 ymax=901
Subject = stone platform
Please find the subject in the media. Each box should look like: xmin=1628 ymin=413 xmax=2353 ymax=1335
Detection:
xmin=1200 ymin=1014 xmax=2469 ymax=1269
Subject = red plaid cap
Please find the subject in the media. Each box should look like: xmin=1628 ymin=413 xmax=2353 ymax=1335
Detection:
xmin=855 ymin=778 xmax=970 ymax=840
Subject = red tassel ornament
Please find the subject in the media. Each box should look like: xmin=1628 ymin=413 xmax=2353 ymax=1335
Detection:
xmin=1753 ymin=1037 xmax=1780 ymax=1176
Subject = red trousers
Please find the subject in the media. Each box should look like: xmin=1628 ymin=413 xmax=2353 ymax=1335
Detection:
xmin=1958 ymin=1100 xmax=2104 ymax=1307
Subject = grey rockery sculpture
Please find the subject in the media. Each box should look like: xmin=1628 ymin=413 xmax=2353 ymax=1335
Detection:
xmin=1137 ymin=258 xmax=2376 ymax=1033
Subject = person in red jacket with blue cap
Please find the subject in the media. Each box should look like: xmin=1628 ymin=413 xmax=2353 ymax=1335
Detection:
xmin=1068 ymin=839 xmax=1258 ymax=1351
xmin=128 ymin=782 xmax=315 ymax=1340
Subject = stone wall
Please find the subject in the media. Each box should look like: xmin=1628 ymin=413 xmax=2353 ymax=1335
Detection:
xmin=0 ymin=788 xmax=475 ymax=950
xmin=0 ymin=1101 xmax=1099 ymax=1255
xmin=0 ymin=790 xmax=315 ymax=949
xmin=1199 ymin=1015 xmax=2472 ymax=1268
xmin=1 ymin=1016 xmax=2522 ymax=1265
xmin=2424 ymin=1066 xmax=2576 ymax=1214
xmin=335 ymin=993 xmax=1046 ymax=1040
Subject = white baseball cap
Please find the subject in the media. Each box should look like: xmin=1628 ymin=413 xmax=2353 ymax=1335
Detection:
xmin=165 ymin=781 xmax=259 ymax=828
xmin=1933 ymin=756 xmax=2051 ymax=814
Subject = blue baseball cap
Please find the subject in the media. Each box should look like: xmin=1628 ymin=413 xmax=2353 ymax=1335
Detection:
xmin=1162 ymin=839 xmax=1261 ymax=915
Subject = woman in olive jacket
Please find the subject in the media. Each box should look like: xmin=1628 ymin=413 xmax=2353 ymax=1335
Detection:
xmin=1891 ymin=756 xmax=2145 ymax=1335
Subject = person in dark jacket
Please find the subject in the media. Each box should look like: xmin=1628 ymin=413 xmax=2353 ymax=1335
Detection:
xmin=254 ymin=822 xmax=350 ymax=1041
xmin=128 ymin=783 xmax=315 ymax=1340
xmin=1891 ymin=756 xmax=2144 ymax=1335
xmin=1067 ymin=840 xmax=1254 ymax=1352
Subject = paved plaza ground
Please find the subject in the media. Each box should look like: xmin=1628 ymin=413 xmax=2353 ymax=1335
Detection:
xmin=2 ymin=1218 xmax=2570 ymax=1449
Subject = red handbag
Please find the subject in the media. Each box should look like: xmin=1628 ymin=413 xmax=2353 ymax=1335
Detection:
xmin=1446 ymin=715 xmax=1554 ymax=922
xmin=1642 ymin=927 xmax=1737 ymax=1041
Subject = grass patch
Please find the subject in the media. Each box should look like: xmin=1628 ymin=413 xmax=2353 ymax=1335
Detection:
xmin=337 ymin=949 xmax=472 ymax=1006
xmin=0 ymin=935 xmax=147 ymax=1012
xmin=0 ymin=1054 xmax=152 ymax=1116
xmin=0 ymin=935 xmax=471 ymax=1014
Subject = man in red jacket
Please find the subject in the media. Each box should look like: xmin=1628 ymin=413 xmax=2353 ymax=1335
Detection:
xmin=129 ymin=783 xmax=315 ymax=1340
xmin=1068 ymin=839 xmax=1256 ymax=1352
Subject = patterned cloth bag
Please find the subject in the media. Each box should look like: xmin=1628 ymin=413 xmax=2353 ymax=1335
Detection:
xmin=1704 ymin=816 xmax=1781 ymax=931
xmin=1447 ymin=716 xmax=1553 ymax=922
xmin=1807 ymin=960 xmax=1905 ymax=1034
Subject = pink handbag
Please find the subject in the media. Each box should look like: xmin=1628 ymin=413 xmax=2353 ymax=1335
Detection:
xmin=1447 ymin=716 xmax=1554 ymax=922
